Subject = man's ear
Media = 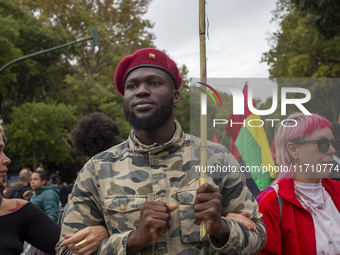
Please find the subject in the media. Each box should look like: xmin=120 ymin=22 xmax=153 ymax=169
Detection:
xmin=173 ymin=90 xmax=180 ymax=104
xmin=287 ymin=142 xmax=299 ymax=160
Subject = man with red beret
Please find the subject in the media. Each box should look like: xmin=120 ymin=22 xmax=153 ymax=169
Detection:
xmin=57 ymin=48 xmax=266 ymax=254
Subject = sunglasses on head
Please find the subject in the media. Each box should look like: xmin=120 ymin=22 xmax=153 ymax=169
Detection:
xmin=294 ymin=138 xmax=340 ymax=153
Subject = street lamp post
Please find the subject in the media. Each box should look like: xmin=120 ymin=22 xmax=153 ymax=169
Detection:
xmin=0 ymin=27 xmax=99 ymax=74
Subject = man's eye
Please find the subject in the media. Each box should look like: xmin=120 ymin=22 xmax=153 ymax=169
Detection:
xmin=149 ymin=81 xmax=160 ymax=86
xmin=126 ymin=84 xmax=137 ymax=89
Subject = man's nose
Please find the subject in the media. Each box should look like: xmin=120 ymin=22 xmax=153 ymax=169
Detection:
xmin=136 ymin=83 xmax=150 ymax=96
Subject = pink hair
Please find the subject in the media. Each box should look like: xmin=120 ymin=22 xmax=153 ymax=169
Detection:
xmin=275 ymin=112 xmax=332 ymax=178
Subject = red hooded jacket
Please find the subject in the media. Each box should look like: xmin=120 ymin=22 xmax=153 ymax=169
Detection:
xmin=256 ymin=178 xmax=340 ymax=255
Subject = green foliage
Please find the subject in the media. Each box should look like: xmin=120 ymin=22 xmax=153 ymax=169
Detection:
xmin=0 ymin=0 xmax=76 ymax=116
xmin=264 ymin=0 xmax=340 ymax=78
xmin=263 ymin=8 xmax=340 ymax=78
xmin=13 ymin=0 xmax=155 ymax=77
xmin=261 ymin=0 xmax=340 ymax=129
xmin=6 ymin=102 xmax=77 ymax=172
xmin=174 ymin=65 xmax=190 ymax=134
xmin=291 ymin=0 xmax=340 ymax=38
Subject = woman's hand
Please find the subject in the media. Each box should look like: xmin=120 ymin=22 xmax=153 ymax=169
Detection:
xmin=60 ymin=226 xmax=109 ymax=255
xmin=226 ymin=211 xmax=256 ymax=231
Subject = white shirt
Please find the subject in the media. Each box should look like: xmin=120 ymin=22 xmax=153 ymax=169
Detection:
xmin=294 ymin=180 xmax=340 ymax=255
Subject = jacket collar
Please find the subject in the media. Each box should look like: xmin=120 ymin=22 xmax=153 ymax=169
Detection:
xmin=276 ymin=178 xmax=304 ymax=208
xmin=321 ymin=178 xmax=340 ymax=211
xmin=276 ymin=177 xmax=340 ymax=210
xmin=128 ymin=120 xmax=185 ymax=157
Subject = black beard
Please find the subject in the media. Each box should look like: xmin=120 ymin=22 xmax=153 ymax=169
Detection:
xmin=124 ymin=97 xmax=174 ymax=130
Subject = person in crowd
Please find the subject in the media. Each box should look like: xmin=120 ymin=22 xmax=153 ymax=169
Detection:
xmin=36 ymin=162 xmax=44 ymax=172
xmin=49 ymin=173 xmax=70 ymax=208
xmin=71 ymin=112 xmax=124 ymax=158
xmin=256 ymin=112 xmax=340 ymax=254
xmin=0 ymin=119 xmax=110 ymax=254
xmin=57 ymin=48 xmax=266 ymax=254
xmin=4 ymin=167 xmax=32 ymax=199
xmin=24 ymin=170 xmax=60 ymax=223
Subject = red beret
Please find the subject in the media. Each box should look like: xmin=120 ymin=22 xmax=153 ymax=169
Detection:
xmin=114 ymin=48 xmax=182 ymax=95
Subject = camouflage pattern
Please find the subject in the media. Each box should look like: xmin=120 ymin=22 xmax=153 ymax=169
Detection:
xmin=56 ymin=121 xmax=266 ymax=254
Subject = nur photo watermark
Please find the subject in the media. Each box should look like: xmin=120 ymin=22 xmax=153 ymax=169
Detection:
xmin=189 ymin=78 xmax=340 ymax=185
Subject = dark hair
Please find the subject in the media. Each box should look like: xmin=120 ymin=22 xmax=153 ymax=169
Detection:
xmin=34 ymin=170 xmax=48 ymax=182
xmin=71 ymin=112 xmax=124 ymax=157
xmin=49 ymin=173 xmax=61 ymax=184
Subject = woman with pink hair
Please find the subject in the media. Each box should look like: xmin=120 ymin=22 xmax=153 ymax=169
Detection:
xmin=256 ymin=112 xmax=340 ymax=255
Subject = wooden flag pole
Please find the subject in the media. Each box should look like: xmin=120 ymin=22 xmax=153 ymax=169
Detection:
xmin=199 ymin=0 xmax=207 ymax=240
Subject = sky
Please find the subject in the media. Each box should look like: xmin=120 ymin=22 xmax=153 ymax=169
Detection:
xmin=144 ymin=0 xmax=279 ymax=80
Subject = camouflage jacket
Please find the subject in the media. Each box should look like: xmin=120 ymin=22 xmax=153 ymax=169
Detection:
xmin=56 ymin=121 xmax=266 ymax=255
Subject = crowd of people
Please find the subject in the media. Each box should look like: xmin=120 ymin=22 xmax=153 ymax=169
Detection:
xmin=0 ymin=48 xmax=339 ymax=254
